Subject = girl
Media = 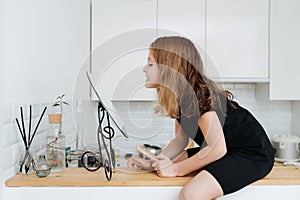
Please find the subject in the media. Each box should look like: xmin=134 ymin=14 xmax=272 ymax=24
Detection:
xmin=128 ymin=36 xmax=275 ymax=200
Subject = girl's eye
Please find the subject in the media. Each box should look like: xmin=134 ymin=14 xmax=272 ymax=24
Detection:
xmin=148 ymin=64 xmax=153 ymax=67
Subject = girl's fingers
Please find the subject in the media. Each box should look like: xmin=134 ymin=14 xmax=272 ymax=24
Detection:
xmin=127 ymin=156 xmax=141 ymax=168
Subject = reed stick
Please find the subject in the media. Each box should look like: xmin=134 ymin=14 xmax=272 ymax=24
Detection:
xmin=28 ymin=105 xmax=32 ymax=148
xmin=20 ymin=107 xmax=28 ymax=148
xmin=29 ymin=106 xmax=47 ymax=146
xmin=15 ymin=118 xmax=27 ymax=148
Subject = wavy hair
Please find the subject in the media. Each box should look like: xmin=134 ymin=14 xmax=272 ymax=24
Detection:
xmin=150 ymin=36 xmax=235 ymax=118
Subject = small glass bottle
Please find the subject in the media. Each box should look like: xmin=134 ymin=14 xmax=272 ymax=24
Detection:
xmin=46 ymin=134 xmax=66 ymax=172
xmin=34 ymin=155 xmax=51 ymax=178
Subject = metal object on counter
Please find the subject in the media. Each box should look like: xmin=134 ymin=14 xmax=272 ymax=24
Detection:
xmin=80 ymin=101 xmax=115 ymax=180
xmin=82 ymin=71 xmax=128 ymax=181
xmin=272 ymin=133 xmax=300 ymax=162
xmin=283 ymin=161 xmax=300 ymax=166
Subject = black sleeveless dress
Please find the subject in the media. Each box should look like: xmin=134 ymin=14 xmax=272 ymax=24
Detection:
xmin=177 ymin=100 xmax=276 ymax=195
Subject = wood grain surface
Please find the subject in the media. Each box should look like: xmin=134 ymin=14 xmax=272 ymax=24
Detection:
xmin=5 ymin=165 xmax=300 ymax=187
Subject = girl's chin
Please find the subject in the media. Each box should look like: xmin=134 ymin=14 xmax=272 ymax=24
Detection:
xmin=145 ymin=82 xmax=158 ymax=88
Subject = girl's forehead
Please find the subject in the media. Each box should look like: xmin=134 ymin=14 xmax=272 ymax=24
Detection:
xmin=148 ymin=52 xmax=155 ymax=60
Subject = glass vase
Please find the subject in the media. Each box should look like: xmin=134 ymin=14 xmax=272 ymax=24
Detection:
xmin=18 ymin=149 xmax=34 ymax=174
xmin=46 ymin=134 xmax=65 ymax=172
xmin=33 ymin=154 xmax=51 ymax=178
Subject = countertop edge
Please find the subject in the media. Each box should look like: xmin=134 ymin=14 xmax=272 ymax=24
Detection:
xmin=5 ymin=165 xmax=300 ymax=187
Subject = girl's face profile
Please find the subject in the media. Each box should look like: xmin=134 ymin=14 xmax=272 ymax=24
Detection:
xmin=143 ymin=52 xmax=160 ymax=88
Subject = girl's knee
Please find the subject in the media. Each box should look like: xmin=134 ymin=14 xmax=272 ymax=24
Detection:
xmin=178 ymin=187 xmax=188 ymax=200
xmin=178 ymin=186 xmax=197 ymax=200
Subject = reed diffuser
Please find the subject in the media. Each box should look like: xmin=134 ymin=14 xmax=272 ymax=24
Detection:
xmin=16 ymin=106 xmax=47 ymax=174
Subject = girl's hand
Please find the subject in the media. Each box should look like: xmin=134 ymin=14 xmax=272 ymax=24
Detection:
xmin=127 ymin=156 xmax=155 ymax=171
xmin=152 ymin=154 xmax=177 ymax=177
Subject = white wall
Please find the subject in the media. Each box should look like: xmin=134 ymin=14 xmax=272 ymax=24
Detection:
xmin=0 ymin=54 xmax=4 ymax=199
xmin=1 ymin=0 xmax=6 ymax=195
xmin=0 ymin=0 xmax=90 ymax=186
xmin=1 ymin=0 xmax=90 ymax=104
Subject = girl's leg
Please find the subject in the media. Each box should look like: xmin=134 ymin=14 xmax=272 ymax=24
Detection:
xmin=178 ymin=170 xmax=223 ymax=200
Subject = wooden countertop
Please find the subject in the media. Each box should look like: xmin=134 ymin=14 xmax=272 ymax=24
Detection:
xmin=5 ymin=164 xmax=300 ymax=187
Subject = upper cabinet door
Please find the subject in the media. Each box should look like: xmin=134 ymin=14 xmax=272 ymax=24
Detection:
xmin=92 ymin=0 xmax=157 ymax=101
xmin=92 ymin=0 xmax=157 ymax=48
xmin=270 ymin=0 xmax=300 ymax=100
xmin=157 ymin=0 xmax=206 ymax=52
xmin=205 ymin=0 xmax=269 ymax=82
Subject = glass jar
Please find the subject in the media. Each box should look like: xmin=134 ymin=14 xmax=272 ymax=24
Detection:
xmin=47 ymin=113 xmax=65 ymax=172
xmin=67 ymin=149 xmax=84 ymax=168
xmin=34 ymin=155 xmax=51 ymax=178
xmin=46 ymin=134 xmax=65 ymax=172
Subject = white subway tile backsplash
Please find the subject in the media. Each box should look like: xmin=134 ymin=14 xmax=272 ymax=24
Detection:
xmin=11 ymin=143 xmax=24 ymax=167
xmin=3 ymin=167 xmax=18 ymax=183
xmin=18 ymin=104 xmax=44 ymax=120
xmin=230 ymin=84 xmax=292 ymax=137
xmin=3 ymin=124 xmax=22 ymax=148
xmin=62 ymin=101 xmax=72 ymax=113
xmin=11 ymin=104 xmax=33 ymax=122
xmin=38 ymin=117 xmax=49 ymax=134
xmin=29 ymin=131 xmax=47 ymax=150
xmin=0 ymin=126 xmax=3 ymax=146
xmin=2 ymin=146 xmax=12 ymax=171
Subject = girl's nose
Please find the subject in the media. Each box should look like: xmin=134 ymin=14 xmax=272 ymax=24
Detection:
xmin=143 ymin=64 xmax=147 ymax=72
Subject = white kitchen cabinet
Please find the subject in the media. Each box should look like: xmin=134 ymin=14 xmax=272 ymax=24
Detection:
xmin=1 ymin=0 xmax=90 ymax=103
xmin=269 ymin=0 xmax=300 ymax=100
xmin=92 ymin=0 xmax=206 ymax=102
xmin=92 ymin=0 xmax=157 ymax=101
xmin=157 ymin=0 xmax=206 ymax=56
xmin=205 ymin=0 xmax=269 ymax=82
xmin=92 ymin=0 xmax=272 ymax=103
